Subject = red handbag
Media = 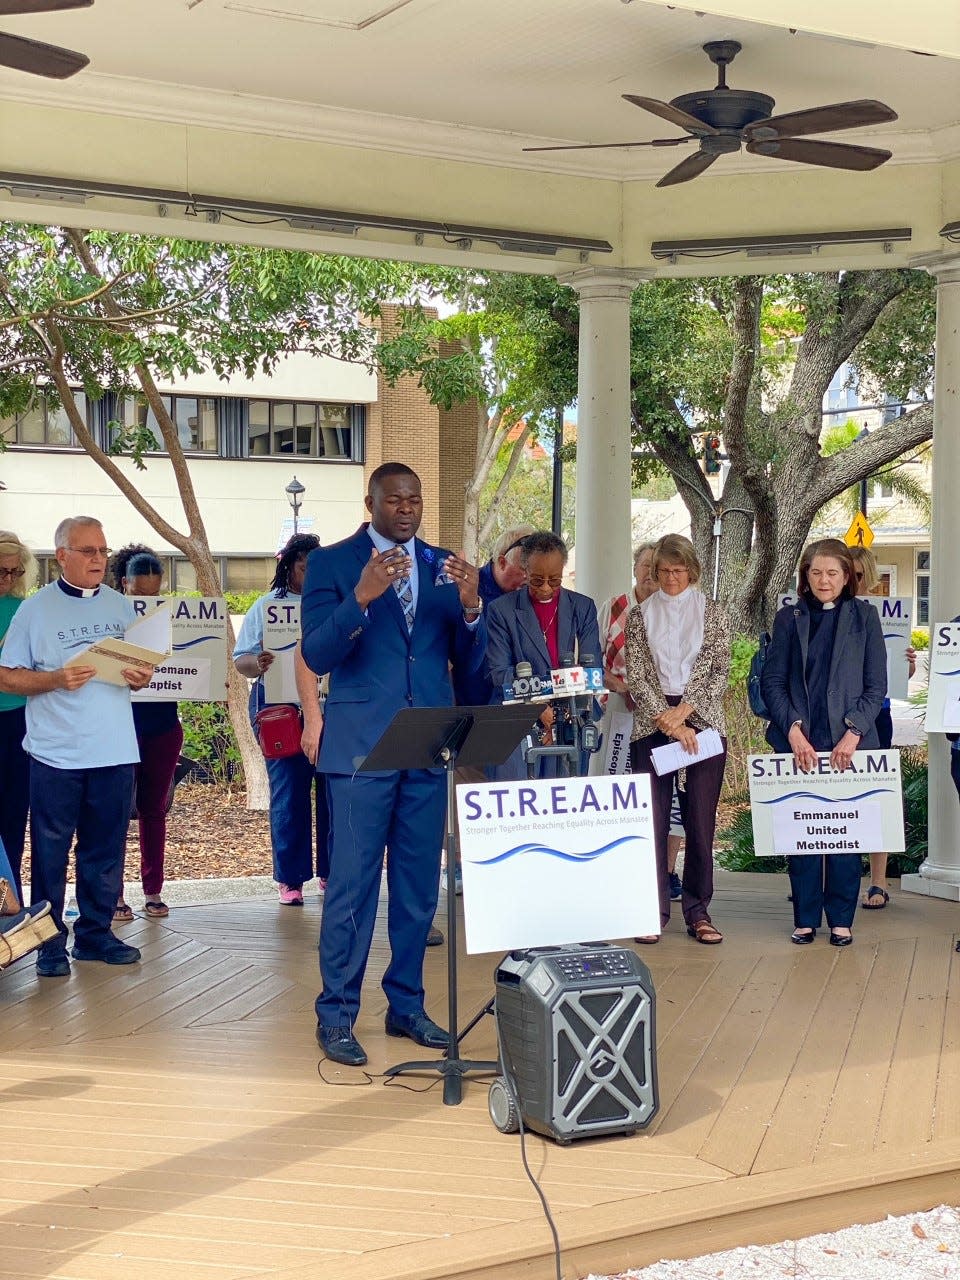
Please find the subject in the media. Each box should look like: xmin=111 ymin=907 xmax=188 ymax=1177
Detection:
xmin=254 ymin=704 xmax=302 ymax=759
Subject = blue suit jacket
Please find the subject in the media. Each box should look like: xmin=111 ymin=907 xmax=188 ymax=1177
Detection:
xmin=301 ymin=525 xmax=487 ymax=774
xmin=485 ymin=586 xmax=601 ymax=697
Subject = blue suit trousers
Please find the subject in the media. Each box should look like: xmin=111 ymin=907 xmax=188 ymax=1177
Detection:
xmin=316 ymin=769 xmax=445 ymax=1029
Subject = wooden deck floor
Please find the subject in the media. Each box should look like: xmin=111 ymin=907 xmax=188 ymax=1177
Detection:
xmin=2 ymin=871 xmax=959 ymax=1280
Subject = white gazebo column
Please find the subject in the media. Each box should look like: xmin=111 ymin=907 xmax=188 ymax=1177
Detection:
xmin=902 ymin=255 xmax=960 ymax=902
xmin=564 ymin=268 xmax=648 ymax=609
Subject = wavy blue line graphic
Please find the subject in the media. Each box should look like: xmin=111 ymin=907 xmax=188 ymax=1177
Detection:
xmin=939 ymin=668 xmax=960 ymax=677
xmin=467 ymin=835 xmax=643 ymax=866
xmin=758 ymin=789 xmax=894 ymax=806
xmin=173 ymin=636 xmax=219 ymax=649
xmin=881 ymin=632 xmax=904 ymax=640
xmin=269 ymin=641 xmax=297 ymax=653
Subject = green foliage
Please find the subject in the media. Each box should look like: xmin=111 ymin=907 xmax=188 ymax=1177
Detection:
xmin=179 ymin=702 xmax=241 ymax=784
xmin=912 ymin=628 xmax=929 ymax=651
xmin=0 ymin=223 xmax=428 ymax=432
xmin=716 ymin=801 xmax=787 ymax=874
xmin=225 ymin=590 xmax=261 ymax=616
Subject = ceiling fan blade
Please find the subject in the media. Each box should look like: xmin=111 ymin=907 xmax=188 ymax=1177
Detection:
xmin=524 ymin=137 xmax=692 ymax=153
xmin=745 ymin=99 xmax=898 ymax=140
xmin=656 ymin=151 xmax=719 ymax=188
xmin=746 ymin=137 xmax=892 ymax=171
xmin=0 ymin=30 xmax=89 ymax=77
xmin=623 ymin=94 xmax=719 ymax=137
xmin=0 ymin=0 xmax=92 ymax=13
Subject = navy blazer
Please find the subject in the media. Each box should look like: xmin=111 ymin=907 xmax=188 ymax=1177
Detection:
xmin=301 ymin=525 xmax=487 ymax=774
xmin=485 ymin=586 xmax=601 ymax=698
xmin=760 ymin=596 xmax=887 ymax=753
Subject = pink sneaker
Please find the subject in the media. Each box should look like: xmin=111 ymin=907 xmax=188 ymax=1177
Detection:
xmin=278 ymin=884 xmax=303 ymax=906
xmin=318 ymin=878 xmax=328 ymax=893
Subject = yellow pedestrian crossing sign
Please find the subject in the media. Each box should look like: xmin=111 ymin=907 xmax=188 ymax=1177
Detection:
xmin=844 ymin=512 xmax=874 ymax=549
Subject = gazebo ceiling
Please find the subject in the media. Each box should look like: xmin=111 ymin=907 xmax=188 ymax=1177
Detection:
xmin=0 ymin=0 xmax=957 ymax=274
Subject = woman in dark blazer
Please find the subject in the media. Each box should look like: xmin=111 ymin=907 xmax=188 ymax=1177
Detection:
xmin=761 ymin=537 xmax=887 ymax=947
xmin=485 ymin=531 xmax=600 ymax=780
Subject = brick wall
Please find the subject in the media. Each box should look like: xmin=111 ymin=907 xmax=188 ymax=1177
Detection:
xmin=365 ymin=307 xmax=478 ymax=550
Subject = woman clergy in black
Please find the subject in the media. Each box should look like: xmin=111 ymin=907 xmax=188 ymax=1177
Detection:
xmin=761 ymin=538 xmax=886 ymax=947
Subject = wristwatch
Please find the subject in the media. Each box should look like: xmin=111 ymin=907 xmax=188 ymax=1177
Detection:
xmin=462 ymin=600 xmax=483 ymax=619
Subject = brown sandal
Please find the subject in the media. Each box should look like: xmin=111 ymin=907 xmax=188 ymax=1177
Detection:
xmin=113 ymin=902 xmax=135 ymax=923
xmin=143 ymin=900 xmax=169 ymax=918
xmin=687 ymin=919 xmax=723 ymax=945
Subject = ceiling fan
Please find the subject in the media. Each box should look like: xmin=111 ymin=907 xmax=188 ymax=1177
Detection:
xmin=525 ymin=41 xmax=898 ymax=187
xmin=0 ymin=0 xmax=93 ymax=80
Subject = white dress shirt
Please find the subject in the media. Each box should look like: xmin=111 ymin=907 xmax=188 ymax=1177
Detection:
xmin=639 ymin=585 xmax=706 ymax=696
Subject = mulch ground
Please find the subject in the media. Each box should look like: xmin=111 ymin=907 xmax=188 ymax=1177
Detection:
xmin=21 ymin=783 xmax=273 ymax=885
xmin=20 ymin=784 xmax=741 ymax=888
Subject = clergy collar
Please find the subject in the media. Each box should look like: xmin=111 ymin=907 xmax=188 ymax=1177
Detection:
xmin=57 ymin=576 xmax=101 ymax=599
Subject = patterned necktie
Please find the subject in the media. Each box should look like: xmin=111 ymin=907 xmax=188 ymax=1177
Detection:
xmin=394 ymin=545 xmax=415 ymax=630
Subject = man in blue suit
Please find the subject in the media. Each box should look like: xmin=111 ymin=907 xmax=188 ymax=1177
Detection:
xmin=301 ymin=462 xmax=486 ymax=1066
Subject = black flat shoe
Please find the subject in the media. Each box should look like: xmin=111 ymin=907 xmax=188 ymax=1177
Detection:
xmin=791 ymin=929 xmax=816 ymax=945
xmin=316 ymin=1024 xmax=368 ymax=1066
xmin=829 ymin=930 xmax=853 ymax=947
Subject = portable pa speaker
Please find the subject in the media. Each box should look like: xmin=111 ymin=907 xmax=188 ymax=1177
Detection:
xmin=489 ymin=943 xmax=658 ymax=1143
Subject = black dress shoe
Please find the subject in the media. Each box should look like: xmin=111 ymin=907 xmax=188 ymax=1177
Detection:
xmin=72 ymin=938 xmax=141 ymax=965
xmin=316 ymin=1024 xmax=368 ymax=1066
xmin=791 ymin=929 xmax=816 ymax=945
xmin=384 ymin=1008 xmax=448 ymax=1049
xmin=425 ymin=925 xmax=444 ymax=947
xmin=829 ymin=930 xmax=854 ymax=947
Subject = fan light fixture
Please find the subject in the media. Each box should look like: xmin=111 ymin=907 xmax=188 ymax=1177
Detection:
xmin=0 ymin=171 xmax=612 ymax=259
xmin=650 ymin=227 xmax=911 ymax=262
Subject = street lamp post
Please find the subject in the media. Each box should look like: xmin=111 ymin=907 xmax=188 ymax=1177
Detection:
xmin=285 ymin=475 xmax=305 ymax=536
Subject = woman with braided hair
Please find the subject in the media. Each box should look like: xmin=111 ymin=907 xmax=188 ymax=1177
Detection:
xmin=233 ymin=534 xmax=330 ymax=905
xmin=106 ymin=543 xmax=183 ymax=921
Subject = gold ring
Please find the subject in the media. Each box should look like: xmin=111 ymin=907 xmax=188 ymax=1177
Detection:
xmin=387 ymin=566 xmax=395 ymax=576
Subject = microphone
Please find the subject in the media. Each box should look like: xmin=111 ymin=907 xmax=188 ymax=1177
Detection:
xmin=502 ymin=661 xmax=549 ymax=703
xmin=550 ymin=651 xmax=586 ymax=698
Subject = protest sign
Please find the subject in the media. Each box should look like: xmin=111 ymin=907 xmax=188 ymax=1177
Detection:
xmin=456 ymin=774 xmax=658 ymax=953
xmin=748 ymin=749 xmax=904 ymax=856
xmin=130 ymin=596 xmax=229 ymax=702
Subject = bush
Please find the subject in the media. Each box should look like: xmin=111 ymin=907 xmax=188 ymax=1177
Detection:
xmin=716 ymin=800 xmax=787 ymax=874
xmin=180 ymin=702 xmax=242 ymax=784
xmin=721 ymin=635 xmax=770 ymax=798
xmin=911 ymin=628 xmax=929 ymax=651
xmin=226 ymin=589 xmax=261 ymax=615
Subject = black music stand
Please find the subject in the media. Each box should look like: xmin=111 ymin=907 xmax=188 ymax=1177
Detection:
xmin=358 ymin=702 xmax=542 ymax=1105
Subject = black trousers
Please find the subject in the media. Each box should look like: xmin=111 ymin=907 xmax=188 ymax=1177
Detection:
xmin=630 ymin=731 xmax=727 ymax=929
xmin=30 ymin=759 xmax=134 ymax=957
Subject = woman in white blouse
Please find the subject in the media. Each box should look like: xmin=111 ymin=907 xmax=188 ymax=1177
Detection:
xmin=625 ymin=534 xmax=731 ymax=945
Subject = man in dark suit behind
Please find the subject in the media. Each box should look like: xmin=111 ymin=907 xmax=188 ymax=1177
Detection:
xmin=301 ymin=463 xmax=486 ymax=1066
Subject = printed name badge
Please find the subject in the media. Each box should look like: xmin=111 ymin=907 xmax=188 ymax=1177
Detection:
xmin=748 ymin=750 xmax=905 ymax=857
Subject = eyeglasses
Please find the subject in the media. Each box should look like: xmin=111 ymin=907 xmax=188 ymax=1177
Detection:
xmin=67 ymin=546 xmax=111 ymax=559
xmin=0 ymin=567 xmax=24 ymax=580
xmin=528 ymin=575 xmax=563 ymax=589
xmin=657 ymin=566 xmax=689 ymax=578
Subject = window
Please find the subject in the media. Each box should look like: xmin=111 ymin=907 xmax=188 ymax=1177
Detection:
xmin=0 ymin=391 xmax=86 ymax=447
xmin=248 ymin=399 xmax=359 ymax=459
xmin=117 ymin=394 xmax=218 ymax=452
xmin=917 ymin=550 xmax=930 ymax=626
xmin=873 ymin=479 xmax=894 ymax=500
xmin=223 ymin=557 xmax=276 ymax=592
